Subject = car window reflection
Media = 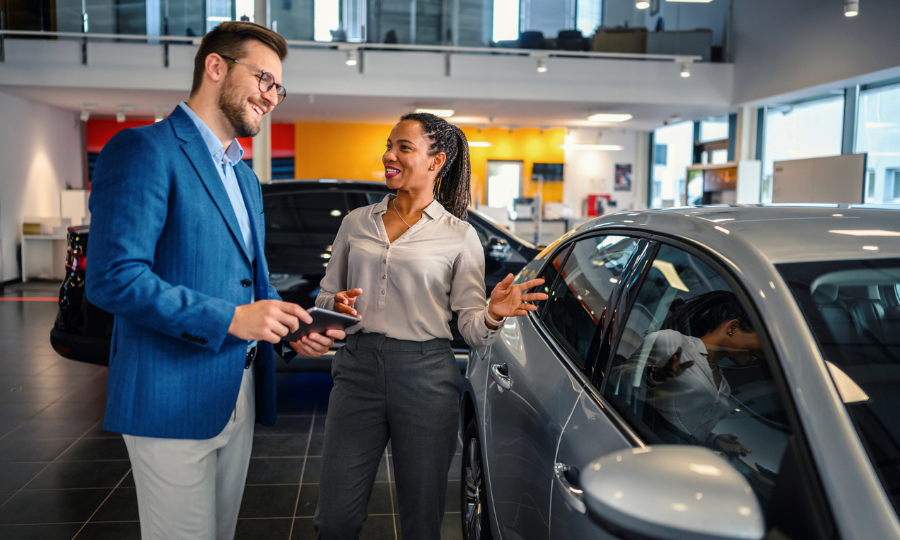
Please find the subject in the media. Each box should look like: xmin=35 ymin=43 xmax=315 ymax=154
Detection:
xmin=604 ymin=244 xmax=791 ymax=511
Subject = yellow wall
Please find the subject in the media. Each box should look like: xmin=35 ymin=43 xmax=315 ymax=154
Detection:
xmin=294 ymin=122 xmax=566 ymax=204
xmin=459 ymin=126 xmax=566 ymax=206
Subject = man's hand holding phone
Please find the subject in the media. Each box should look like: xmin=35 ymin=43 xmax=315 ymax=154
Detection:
xmin=227 ymin=300 xmax=343 ymax=358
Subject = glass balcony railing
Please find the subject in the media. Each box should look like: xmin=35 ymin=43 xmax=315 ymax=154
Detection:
xmin=0 ymin=0 xmax=725 ymax=61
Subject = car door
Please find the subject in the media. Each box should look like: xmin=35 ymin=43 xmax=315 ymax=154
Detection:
xmin=481 ymin=242 xmax=578 ymax=539
xmin=483 ymin=234 xmax=641 ymax=539
xmin=551 ymin=241 xmax=805 ymax=539
xmin=546 ymin=236 xmax=653 ymax=539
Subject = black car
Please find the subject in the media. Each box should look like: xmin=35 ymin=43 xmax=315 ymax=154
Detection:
xmin=50 ymin=180 xmax=540 ymax=371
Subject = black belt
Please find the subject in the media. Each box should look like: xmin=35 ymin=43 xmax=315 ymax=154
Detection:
xmin=245 ymin=346 xmax=257 ymax=369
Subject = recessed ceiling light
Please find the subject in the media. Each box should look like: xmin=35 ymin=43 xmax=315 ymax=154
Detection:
xmin=560 ymin=144 xmax=624 ymax=151
xmin=468 ymin=141 xmax=493 ymax=147
xmin=415 ymin=108 xmax=455 ymax=117
xmin=588 ymin=113 xmax=632 ymax=123
xmin=636 ymin=0 xmax=650 ymax=8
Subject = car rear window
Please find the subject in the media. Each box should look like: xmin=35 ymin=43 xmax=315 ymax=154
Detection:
xmin=778 ymin=258 xmax=900 ymax=516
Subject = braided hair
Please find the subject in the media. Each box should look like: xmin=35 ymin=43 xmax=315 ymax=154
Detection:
xmin=399 ymin=112 xmax=472 ymax=220
xmin=661 ymin=290 xmax=753 ymax=338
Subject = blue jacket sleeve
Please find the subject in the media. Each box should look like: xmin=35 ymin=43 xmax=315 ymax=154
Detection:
xmin=86 ymin=128 xmax=237 ymax=352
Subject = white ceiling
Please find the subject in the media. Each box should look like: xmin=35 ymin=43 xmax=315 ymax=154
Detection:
xmin=0 ymin=85 xmax=732 ymax=131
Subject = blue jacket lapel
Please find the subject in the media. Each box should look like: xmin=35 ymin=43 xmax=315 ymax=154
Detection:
xmin=235 ymin=164 xmax=269 ymax=298
xmin=169 ymin=107 xmax=252 ymax=263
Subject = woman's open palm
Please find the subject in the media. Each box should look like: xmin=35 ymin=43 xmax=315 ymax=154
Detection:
xmin=488 ymin=274 xmax=548 ymax=318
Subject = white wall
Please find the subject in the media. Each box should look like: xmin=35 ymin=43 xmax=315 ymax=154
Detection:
xmin=0 ymin=91 xmax=83 ymax=281
xmin=563 ymin=128 xmax=645 ymax=218
xmin=732 ymin=0 xmax=900 ymax=105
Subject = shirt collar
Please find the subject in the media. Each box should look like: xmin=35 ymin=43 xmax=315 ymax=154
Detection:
xmin=177 ymin=102 xmax=244 ymax=165
xmin=374 ymin=194 xmax=445 ymax=220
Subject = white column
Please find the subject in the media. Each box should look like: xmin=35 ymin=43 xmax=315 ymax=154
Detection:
xmin=255 ymin=0 xmax=270 ymax=27
xmin=632 ymin=131 xmax=649 ymax=210
xmin=734 ymin=106 xmax=757 ymax=163
xmin=253 ymin=114 xmax=272 ymax=184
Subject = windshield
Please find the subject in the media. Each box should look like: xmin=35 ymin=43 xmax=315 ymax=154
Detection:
xmin=778 ymin=258 xmax=900 ymax=515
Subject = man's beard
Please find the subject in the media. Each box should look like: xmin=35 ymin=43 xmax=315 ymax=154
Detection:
xmin=218 ymin=73 xmax=259 ymax=138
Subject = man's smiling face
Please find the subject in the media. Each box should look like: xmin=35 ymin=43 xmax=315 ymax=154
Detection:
xmin=217 ymin=39 xmax=283 ymax=138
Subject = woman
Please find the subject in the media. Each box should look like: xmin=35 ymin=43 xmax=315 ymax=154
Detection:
xmin=617 ymin=291 xmax=761 ymax=457
xmin=312 ymin=112 xmax=547 ymax=540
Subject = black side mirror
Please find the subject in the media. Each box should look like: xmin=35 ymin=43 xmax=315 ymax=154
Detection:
xmin=486 ymin=237 xmax=511 ymax=262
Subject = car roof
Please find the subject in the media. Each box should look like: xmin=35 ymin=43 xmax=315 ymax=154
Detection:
xmin=575 ymin=205 xmax=900 ymax=264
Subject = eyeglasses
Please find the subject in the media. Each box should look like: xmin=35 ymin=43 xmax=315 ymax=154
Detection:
xmin=219 ymin=55 xmax=287 ymax=105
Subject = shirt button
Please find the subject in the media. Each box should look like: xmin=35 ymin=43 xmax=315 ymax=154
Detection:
xmin=381 ymin=275 xmax=385 ymax=279
xmin=381 ymin=290 xmax=385 ymax=295
xmin=382 ymin=260 xmax=386 ymax=264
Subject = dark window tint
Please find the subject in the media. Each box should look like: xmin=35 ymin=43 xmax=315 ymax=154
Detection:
xmin=778 ymin=258 xmax=900 ymax=516
xmin=604 ymin=244 xmax=791 ymax=511
xmin=542 ymin=236 xmax=639 ymax=369
xmin=533 ymin=244 xmax=572 ymax=315
xmin=263 ymin=190 xmax=377 ymax=275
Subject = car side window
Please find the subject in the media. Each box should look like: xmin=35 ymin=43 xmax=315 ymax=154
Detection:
xmin=541 ymin=236 xmax=640 ymax=369
xmin=603 ymin=244 xmax=792 ymax=511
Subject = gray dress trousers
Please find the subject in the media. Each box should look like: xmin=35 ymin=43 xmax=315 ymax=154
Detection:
xmin=313 ymin=332 xmax=461 ymax=540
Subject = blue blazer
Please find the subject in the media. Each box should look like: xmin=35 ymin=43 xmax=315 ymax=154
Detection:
xmin=87 ymin=106 xmax=288 ymax=439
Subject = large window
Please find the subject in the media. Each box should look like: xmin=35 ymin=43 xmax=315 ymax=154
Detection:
xmin=650 ymin=121 xmax=694 ymax=208
xmin=856 ymin=82 xmax=900 ymax=203
xmin=762 ymin=96 xmax=844 ymax=202
xmin=699 ymin=118 xmax=729 ymax=143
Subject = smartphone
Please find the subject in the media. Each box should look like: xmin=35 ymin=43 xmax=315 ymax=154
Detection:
xmin=282 ymin=307 xmax=360 ymax=342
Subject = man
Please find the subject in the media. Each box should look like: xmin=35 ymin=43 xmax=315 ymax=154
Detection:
xmin=86 ymin=22 xmax=343 ymax=540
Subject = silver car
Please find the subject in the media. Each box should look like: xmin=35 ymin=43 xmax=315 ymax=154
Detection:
xmin=459 ymin=205 xmax=900 ymax=540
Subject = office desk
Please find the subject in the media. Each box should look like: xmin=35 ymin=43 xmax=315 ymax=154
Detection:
xmin=21 ymin=234 xmax=67 ymax=283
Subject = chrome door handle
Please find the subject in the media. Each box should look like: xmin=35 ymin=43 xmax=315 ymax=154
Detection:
xmin=490 ymin=363 xmax=513 ymax=391
xmin=554 ymin=462 xmax=586 ymax=514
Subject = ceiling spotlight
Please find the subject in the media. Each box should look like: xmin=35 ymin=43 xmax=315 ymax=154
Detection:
xmin=79 ymin=104 xmax=97 ymax=122
xmin=345 ymin=48 xmax=358 ymax=66
xmin=536 ymin=56 xmax=548 ymax=73
xmin=636 ymin=0 xmax=650 ymax=8
xmin=468 ymin=141 xmax=493 ymax=147
xmin=588 ymin=113 xmax=633 ymax=123
xmin=680 ymin=61 xmax=692 ymax=78
xmin=844 ymin=0 xmax=859 ymax=16
xmin=115 ymin=105 xmax=134 ymax=123
xmin=415 ymin=108 xmax=455 ymax=118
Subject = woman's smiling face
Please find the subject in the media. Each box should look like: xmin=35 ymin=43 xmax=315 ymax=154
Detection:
xmin=382 ymin=120 xmax=443 ymax=192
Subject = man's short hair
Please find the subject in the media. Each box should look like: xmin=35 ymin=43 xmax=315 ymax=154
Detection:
xmin=191 ymin=22 xmax=288 ymax=96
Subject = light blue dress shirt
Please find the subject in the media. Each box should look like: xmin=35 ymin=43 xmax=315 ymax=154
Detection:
xmin=178 ymin=102 xmax=257 ymax=349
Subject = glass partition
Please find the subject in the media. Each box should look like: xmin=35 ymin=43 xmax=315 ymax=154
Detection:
xmin=761 ymin=96 xmax=844 ymax=202
xmin=856 ymin=82 xmax=900 ymax=203
xmin=4 ymin=0 xmax=607 ymax=48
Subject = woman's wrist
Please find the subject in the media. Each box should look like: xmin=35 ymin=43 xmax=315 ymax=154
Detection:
xmin=486 ymin=303 xmax=504 ymax=323
xmin=485 ymin=305 xmax=505 ymax=328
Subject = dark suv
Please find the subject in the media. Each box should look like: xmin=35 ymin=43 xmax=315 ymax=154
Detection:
xmin=51 ymin=180 xmax=540 ymax=370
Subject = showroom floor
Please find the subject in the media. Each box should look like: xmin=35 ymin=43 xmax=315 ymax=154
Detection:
xmin=0 ymin=281 xmax=463 ymax=540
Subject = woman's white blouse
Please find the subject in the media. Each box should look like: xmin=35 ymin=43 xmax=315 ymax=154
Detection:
xmin=316 ymin=195 xmax=500 ymax=347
